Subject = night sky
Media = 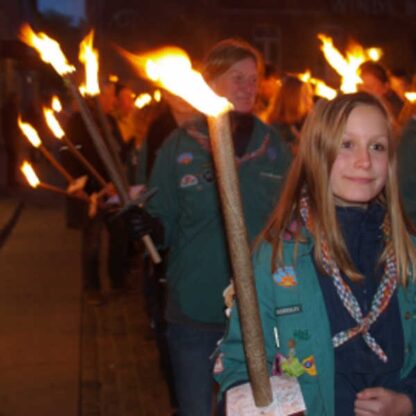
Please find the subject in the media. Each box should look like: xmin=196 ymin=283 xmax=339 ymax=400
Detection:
xmin=38 ymin=0 xmax=85 ymax=24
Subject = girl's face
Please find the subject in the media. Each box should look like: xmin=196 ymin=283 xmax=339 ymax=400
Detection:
xmin=210 ymin=57 xmax=258 ymax=113
xmin=329 ymin=104 xmax=389 ymax=206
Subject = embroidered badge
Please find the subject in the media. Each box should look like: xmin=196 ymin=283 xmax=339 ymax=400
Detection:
xmin=213 ymin=353 xmax=224 ymax=374
xmin=177 ymin=152 xmax=193 ymax=165
xmin=302 ymin=355 xmax=317 ymax=376
xmin=275 ymin=304 xmax=302 ymax=316
xmin=281 ymin=340 xmax=305 ymax=378
xmin=180 ymin=174 xmax=198 ymax=188
xmin=273 ymin=266 xmax=297 ymax=287
xmin=267 ymin=146 xmax=277 ymax=160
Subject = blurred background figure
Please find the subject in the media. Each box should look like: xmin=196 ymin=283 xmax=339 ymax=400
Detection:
xmin=112 ymin=83 xmax=147 ymax=184
xmin=398 ymin=100 xmax=416 ymax=226
xmin=358 ymin=61 xmax=404 ymax=121
xmin=62 ymin=81 xmax=130 ymax=303
xmin=389 ymin=68 xmax=411 ymax=102
xmin=265 ymin=74 xmax=313 ymax=155
xmin=254 ymin=62 xmax=280 ymax=120
xmin=125 ymin=38 xmax=292 ymax=416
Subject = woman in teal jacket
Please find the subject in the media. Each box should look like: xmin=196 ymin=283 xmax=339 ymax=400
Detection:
xmin=128 ymin=39 xmax=292 ymax=416
xmin=215 ymin=92 xmax=416 ymax=415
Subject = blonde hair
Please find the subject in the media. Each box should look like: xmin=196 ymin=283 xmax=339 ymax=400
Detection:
xmin=260 ymin=92 xmax=416 ymax=285
xmin=266 ymin=75 xmax=313 ymax=125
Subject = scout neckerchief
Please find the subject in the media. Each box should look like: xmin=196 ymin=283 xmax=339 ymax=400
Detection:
xmin=299 ymin=192 xmax=397 ymax=363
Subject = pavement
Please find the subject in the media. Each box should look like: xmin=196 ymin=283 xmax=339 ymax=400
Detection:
xmin=0 ymin=187 xmax=172 ymax=416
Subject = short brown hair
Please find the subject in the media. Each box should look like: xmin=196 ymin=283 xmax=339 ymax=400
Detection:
xmin=202 ymin=38 xmax=263 ymax=83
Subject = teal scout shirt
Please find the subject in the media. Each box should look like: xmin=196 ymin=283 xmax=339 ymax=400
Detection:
xmin=147 ymin=116 xmax=292 ymax=324
xmin=399 ymin=118 xmax=416 ymax=226
xmin=215 ymin=239 xmax=416 ymax=415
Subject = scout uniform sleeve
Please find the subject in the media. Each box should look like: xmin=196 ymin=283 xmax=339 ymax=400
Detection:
xmin=214 ymin=243 xmax=277 ymax=394
xmin=398 ymin=120 xmax=416 ymax=226
xmin=147 ymin=131 xmax=181 ymax=247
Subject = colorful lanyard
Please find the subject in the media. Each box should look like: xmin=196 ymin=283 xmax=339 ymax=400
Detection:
xmin=299 ymin=194 xmax=397 ymax=363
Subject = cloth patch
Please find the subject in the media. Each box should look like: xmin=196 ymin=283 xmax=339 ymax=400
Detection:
xmin=273 ymin=266 xmax=297 ymax=287
xmin=275 ymin=304 xmax=302 ymax=316
xmin=180 ymin=174 xmax=198 ymax=188
xmin=302 ymin=355 xmax=317 ymax=376
xmin=177 ymin=152 xmax=193 ymax=165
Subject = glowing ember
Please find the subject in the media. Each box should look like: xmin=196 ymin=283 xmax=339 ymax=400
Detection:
xmin=19 ymin=24 xmax=75 ymax=75
xmin=78 ymin=85 xmax=87 ymax=96
xmin=18 ymin=116 xmax=42 ymax=147
xmin=405 ymin=92 xmax=416 ymax=103
xmin=51 ymin=96 xmax=62 ymax=112
xmin=109 ymin=74 xmax=119 ymax=83
xmin=298 ymin=70 xmax=311 ymax=83
xmin=366 ymin=47 xmax=383 ymax=62
xmin=21 ymin=161 xmax=40 ymax=187
xmin=134 ymin=93 xmax=152 ymax=109
xmin=120 ymin=46 xmax=232 ymax=116
xmin=153 ymin=90 xmax=162 ymax=102
xmin=43 ymin=107 xmax=65 ymax=139
xmin=79 ymin=30 xmax=100 ymax=96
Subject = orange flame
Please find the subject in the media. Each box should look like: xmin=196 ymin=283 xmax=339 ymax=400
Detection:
xmin=43 ymin=107 xmax=65 ymax=139
xmin=318 ymin=34 xmax=363 ymax=93
xmin=134 ymin=93 xmax=152 ymax=109
xmin=51 ymin=96 xmax=62 ymax=112
xmin=20 ymin=161 xmax=40 ymax=187
xmin=108 ymin=74 xmax=119 ymax=83
xmin=120 ymin=46 xmax=232 ymax=116
xmin=405 ymin=92 xmax=416 ymax=103
xmin=313 ymin=79 xmax=337 ymax=100
xmin=79 ymin=30 xmax=100 ymax=96
xmin=18 ymin=116 xmax=42 ymax=147
xmin=297 ymin=70 xmax=337 ymax=100
xmin=317 ymin=35 xmax=383 ymax=94
xmin=19 ymin=24 xmax=75 ymax=75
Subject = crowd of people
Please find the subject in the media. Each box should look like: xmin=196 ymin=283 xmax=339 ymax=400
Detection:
xmin=5 ymin=35 xmax=416 ymax=416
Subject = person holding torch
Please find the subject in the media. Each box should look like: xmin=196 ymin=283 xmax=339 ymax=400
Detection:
xmin=216 ymin=92 xmax=416 ymax=416
xmin=125 ymin=38 xmax=292 ymax=416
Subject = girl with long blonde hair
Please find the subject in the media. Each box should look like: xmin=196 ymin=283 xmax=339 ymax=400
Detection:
xmin=215 ymin=92 xmax=416 ymax=416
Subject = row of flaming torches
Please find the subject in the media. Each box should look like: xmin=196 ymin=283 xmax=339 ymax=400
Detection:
xmin=17 ymin=23 xmax=416 ymax=413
